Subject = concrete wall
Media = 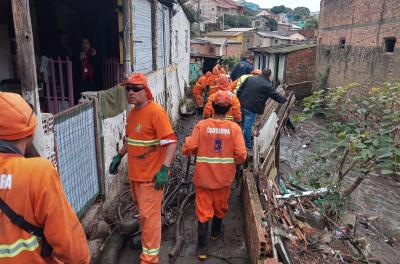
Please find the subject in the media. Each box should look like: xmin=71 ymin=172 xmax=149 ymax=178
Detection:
xmin=252 ymin=16 xmax=270 ymax=31
xmin=317 ymin=0 xmax=400 ymax=89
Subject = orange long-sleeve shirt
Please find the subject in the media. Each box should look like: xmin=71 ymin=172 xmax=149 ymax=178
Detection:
xmin=182 ymin=119 xmax=247 ymax=189
xmin=192 ymin=75 xmax=208 ymax=107
xmin=0 ymin=153 xmax=90 ymax=264
xmin=203 ymin=92 xmax=241 ymax=122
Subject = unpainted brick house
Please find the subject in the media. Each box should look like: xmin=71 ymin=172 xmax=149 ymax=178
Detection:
xmin=253 ymin=44 xmax=316 ymax=99
xmin=317 ymin=0 xmax=400 ymax=90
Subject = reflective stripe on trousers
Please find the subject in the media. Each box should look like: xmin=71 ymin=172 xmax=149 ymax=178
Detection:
xmin=196 ymin=157 xmax=234 ymax=164
xmin=127 ymin=138 xmax=160 ymax=147
xmin=142 ymin=247 xmax=160 ymax=256
xmin=0 ymin=236 xmax=39 ymax=258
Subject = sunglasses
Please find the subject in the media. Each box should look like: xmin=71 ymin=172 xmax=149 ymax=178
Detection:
xmin=125 ymin=85 xmax=144 ymax=93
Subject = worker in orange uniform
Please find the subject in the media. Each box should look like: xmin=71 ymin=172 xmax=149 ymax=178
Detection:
xmin=203 ymin=76 xmax=242 ymax=123
xmin=206 ymin=65 xmax=222 ymax=97
xmin=192 ymin=71 xmax=212 ymax=114
xmin=0 ymin=93 xmax=90 ymax=263
xmin=182 ymin=91 xmax=247 ymax=260
xmin=229 ymin=69 xmax=262 ymax=94
xmin=109 ymin=73 xmax=177 ymax=264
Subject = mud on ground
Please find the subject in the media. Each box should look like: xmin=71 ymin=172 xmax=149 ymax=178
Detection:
xmin=280 ymin=111 xmax=400 ymax=264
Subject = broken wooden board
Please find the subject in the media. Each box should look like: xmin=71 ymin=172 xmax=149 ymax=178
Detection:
xmin=243 ymin=170 xmax=272 ymax=263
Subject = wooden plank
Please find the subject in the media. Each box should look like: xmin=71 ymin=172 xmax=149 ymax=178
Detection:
xmin=243 ymin=170 xmax=272 ymax=263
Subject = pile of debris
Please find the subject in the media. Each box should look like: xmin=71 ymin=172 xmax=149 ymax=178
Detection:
xmin=261 ymin=177 xmax=381 ymax=264
xmin=248 ymin=85 xmax=382 ymax=263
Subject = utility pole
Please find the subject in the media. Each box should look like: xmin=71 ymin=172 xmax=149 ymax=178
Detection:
xmin=11 ymin=0 xmax=46 ymax=157
xmin=197 ymin=0 xmax=201 ymax=34
xmin=11 ymin=0 xmax=40 ymax=109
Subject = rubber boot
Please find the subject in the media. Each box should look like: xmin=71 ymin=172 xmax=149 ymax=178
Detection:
xmin=210 ymin=216 xmax=223 ymax=240
xmin=197 ymin=221 xmax=208 ymax=260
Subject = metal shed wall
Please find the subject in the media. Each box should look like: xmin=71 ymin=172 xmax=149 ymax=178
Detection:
xmin=156 ymin=2 xmax=171 ymax=69
xmin=133 ymin=0 xmax=153 ymax=73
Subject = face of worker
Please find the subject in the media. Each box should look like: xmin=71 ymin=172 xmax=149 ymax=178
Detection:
xmin=81 ymin=38 xmax=91 ymax=52
xmin=126 ymin=85 xmax=148 ymax=106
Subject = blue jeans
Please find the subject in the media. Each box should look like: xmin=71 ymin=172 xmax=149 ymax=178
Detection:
xmin=241 ymin=108 xmax=256 ymax=150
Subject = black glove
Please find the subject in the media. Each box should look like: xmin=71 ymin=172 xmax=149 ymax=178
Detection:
xmin=196 ymin=107 xmax=204 ymax=115
xmin=286 ymin=118 xmax=296 ymax=131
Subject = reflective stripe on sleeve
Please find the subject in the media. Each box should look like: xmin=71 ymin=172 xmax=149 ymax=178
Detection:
xmin=0 ymin=236 xmax=39 ymax=258
xmin=196 ymin=157 xmax=234 ymax=164
xmin=142 ymin=247 xmax=160 ymax=256
xmin=127 ymin=138 xmax=160 ymax=147
xmin=225 ymin=115 xmax=234 ymax=120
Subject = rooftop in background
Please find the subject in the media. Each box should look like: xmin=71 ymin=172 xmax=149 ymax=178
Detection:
xmin=191 ymin=38 xmax=242 ymax=45
xmin=251 ymin=43 xmax=316 ymax=54
xmin=256 ymin=10 xmax=272 ymax=17
xmin=256 ymin=31 xmax=293 ymax=40
xmin=206 ymin=31 xmax=243 ymax=37
xmin=224 ymin=28 xmax=255 ymax=32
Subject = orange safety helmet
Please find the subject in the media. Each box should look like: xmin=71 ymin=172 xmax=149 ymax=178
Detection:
xmin=251 ymin=69 xmax=262 ymax=75
xmin=0 ymin=92 xmax=37 ymax=140
xmin=213 ymin=91 xmax=232 ymax=107
xmin=212 ymin=65 xmax=220 ymax=75
xmin=122 ymin=73 xmax=153 ymax=100
xmin=205 ymin=71 xmax=212 ymax=78
xmin=219 ymin=68 xmax=226 ymax=75
xmin=215 ymin=76 xmax=230 ymax=91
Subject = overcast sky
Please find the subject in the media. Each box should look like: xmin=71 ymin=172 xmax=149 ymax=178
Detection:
xmin=251 ymin=0 xmax=321 ymax=12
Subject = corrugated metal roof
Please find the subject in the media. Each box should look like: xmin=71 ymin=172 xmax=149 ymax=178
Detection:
xmin=252 ymin=43 xmax=316 ymax=54
xmin=224 ymin=28 xmax=255 ymax=32
xmin=207 ymin=31 xmax=242 ymax=37
xmin=193 ymin=37 xmax=241 ymax=45
xmin=256 ymin=32 xmax=293 ymax=40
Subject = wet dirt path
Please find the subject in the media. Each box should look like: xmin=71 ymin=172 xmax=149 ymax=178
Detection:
xmin=280 ymin=113 xmax=400 ymax=264
xmin=118 ymin=114 xmax=249 ymax=263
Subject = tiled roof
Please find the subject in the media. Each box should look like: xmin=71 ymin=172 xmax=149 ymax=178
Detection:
xmin=252 ymin=43 xmax=317 ymax=54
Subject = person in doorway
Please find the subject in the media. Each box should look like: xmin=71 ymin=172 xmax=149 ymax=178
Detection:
xmin=192 ymin=71 xmax=212 ymax=114
xmin=182 ymin=91 xmax=247 ymax=261
xmin=230 ymin=55 xmax=254 ymax=81
xmin=237 ymin=68 xmax=287 ymax=154
xmin=109 ymin=73 xmax=177 ymax=264
xmin=203 ymin=76 xmax=241 ymax=123
xmin=0 ymin=92 xmax=90 ymax=263
xmin=77 ymin=37 xmax=97 ymax=102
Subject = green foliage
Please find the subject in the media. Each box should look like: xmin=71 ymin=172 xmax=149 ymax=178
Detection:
xmin=304 ymin=16 xmax=319 ymax=29
xmin=271 ymin=5 xmax=292 ymax=14
xmin=222 ymin=15 xmax=251 ymax=28
xmin=294 ymin=83 xmax=400 ymax=216
xmin=223 ymin=56 xmax=240 ymax=71
xmin=267 ymin=18 xmax=278 ymax=31
xmin=293 ymin=7 xmax=310 ymax=20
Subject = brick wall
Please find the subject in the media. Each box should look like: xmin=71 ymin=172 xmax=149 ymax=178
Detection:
xmin=286 ymin=47 xmax=316 ymax=98
xmin=317 ymin=0 xmax=400 ymax=89
xmin=286 ymin=48 xmax=316 ymax=84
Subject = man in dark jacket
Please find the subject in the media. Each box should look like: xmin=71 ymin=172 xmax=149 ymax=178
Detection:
xmin=230 ymin=55 xmax=254 ymax=81
xmin=237 ymin=68 xmax=287 ymax=153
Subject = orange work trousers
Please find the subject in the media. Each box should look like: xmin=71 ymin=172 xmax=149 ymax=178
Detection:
xmin=130 ymin=181 xmax=163 ymax=264
xmin=195 ymin=186 xmax=231 ymax=223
